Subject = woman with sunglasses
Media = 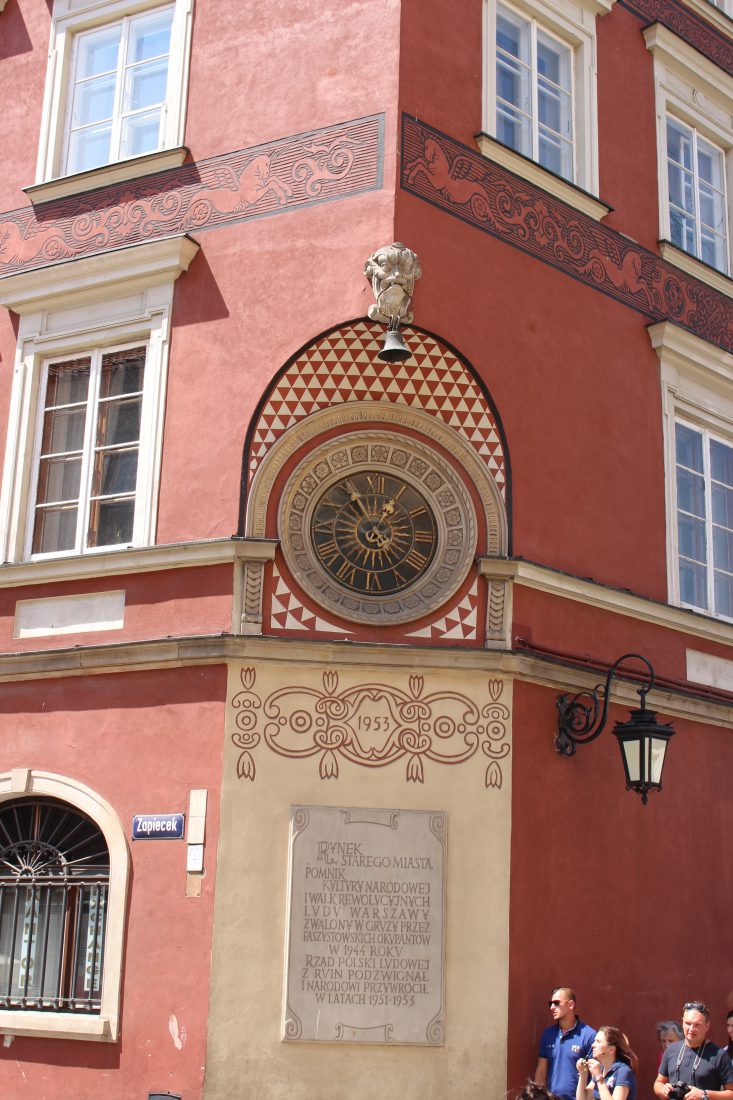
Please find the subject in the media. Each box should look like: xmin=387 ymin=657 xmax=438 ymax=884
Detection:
xmin=576 ymin=1027 xmax=638 ymax=1100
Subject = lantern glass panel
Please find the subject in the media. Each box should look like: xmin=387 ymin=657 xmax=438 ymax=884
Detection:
xmin=620 ymin=737 xmax=641 ymax=783
xmin=649 ymin=736 xmax=667 ymax=784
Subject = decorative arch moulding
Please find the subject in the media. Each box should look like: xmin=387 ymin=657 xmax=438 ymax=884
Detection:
xmin=401 ymin=116 xmax=733 ymax=354
xmin=619 ymin=0 xmax=733 ymax=76
xmin=228 ymin=664 xmax=511 ymax=790
xmin=0 ymin=115 xmax=384 ymax=279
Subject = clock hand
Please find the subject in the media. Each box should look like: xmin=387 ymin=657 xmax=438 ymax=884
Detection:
xmin=343 ymin=479 xmax=369 ymax=517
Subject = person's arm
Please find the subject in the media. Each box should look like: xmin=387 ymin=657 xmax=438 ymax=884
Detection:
xmin=654 ymin=1073 xmax=672 ymax=1099
xmin=535 ymin=1057 xmax=548 ymax=1086
xmin=576 ymin=1060 xmax=593 ymax=1100
xmin=597 ymin=1081 xmax=629 ymax=1100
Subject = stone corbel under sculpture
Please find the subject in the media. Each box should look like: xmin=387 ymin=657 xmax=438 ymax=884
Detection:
xmin=364 ymin=242 xmax=422 ymax=325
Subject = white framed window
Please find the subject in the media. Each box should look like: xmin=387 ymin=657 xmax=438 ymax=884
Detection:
xmin=64 ymin=6 xmax=175 ymax=177
xmin=28 ymin=343 xmax=150 ymax=559
xmin=32 ymin=0 xmax=193 ymax=202
xmin=674 ymin=421 xmax=733 ymax=615
xmin=0 ymin=235 xmax=198 ymax=565
xmin=650 ymin=321 xmax=733 ymax=621
xmin=495 ymin=4 xmax=574 ymax=181
xmin=0 ymin=769 xmax=129 ymax=1042
xmin=480 ymin=0 xmax=613 ymax=220
xmin=666 ymin=117 xmax=728 ymax=274
xmin=645 ymin=23 xmax=733 ymax=295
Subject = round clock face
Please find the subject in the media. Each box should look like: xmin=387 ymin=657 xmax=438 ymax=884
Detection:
xmin=310 ymin=471 xmax=438 ymax=596
xmin=278 ymin=432 xmax=477 ymax=626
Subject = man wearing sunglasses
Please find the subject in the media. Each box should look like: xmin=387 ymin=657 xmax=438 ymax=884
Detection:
xmin=654 ymin=1002 xmax=733 ymax=1100
xmin=535 ymin=987 xmax=596 ymax=1100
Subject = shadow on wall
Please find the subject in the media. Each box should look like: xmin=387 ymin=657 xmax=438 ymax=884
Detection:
xmin=0 ymin=3 xmax=33 ymax=63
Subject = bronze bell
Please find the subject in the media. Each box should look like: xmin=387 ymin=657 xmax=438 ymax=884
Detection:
xmin=378 ymin=321 xmax=412 ymax=364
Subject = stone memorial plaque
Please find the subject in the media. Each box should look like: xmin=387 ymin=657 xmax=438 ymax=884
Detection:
xmin=283 ymin=805 xmax=446 ymax=1044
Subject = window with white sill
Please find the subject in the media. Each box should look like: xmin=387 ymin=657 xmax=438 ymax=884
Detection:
xmin=650 ymin=321 xmax=733 ymax=622
xmin=0 ymin=235 xmax=198 ymax=566
xmin=0 ymin=770 xmax=128 ymax=1042
xmin=666 ymin=117 xmax=729 ymax=275
xmin=29 ymin=344 xmax=148 ymax=557
xmin=645 ymin=23 xmax=733 ymax=292
xmin=495 ymin=3 xmax=575 ymax=181
xmin=481 ymin=0 xmax=611 ymax=216
xmin=36 ymin=0 xmax=193 ymax=188
xmin=674 ymin=421 xmax=733 ymax=617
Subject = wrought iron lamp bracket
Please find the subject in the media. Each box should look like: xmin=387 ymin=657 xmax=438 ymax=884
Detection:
xmin=555 ymin=652 xmax=655 ymax=757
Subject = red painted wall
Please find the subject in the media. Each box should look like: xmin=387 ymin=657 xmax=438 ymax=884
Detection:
xmin=508 ymin=680 xmax=733 ymax=1093
xmin=0 ymin=665 xmax=226 ymax=1100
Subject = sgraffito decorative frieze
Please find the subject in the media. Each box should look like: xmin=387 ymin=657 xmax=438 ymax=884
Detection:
xmin=401 ymin=116 xmax=733 ymax=354
xmin=0 ymin=115 xmax=384 ymax=278
xmin=620 ymin=0 xmax=733 ymax=77
xmin=229 ymin=665 xmax=510 ymax=787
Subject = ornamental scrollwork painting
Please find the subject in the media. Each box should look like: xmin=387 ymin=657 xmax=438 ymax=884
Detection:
xmin=401 ymin=116 xmax=733 ymax=354
xmin=0 ymin=115 xmax=383 ymax=277
xmin=230 ymin=666 xmax=510 ymax=788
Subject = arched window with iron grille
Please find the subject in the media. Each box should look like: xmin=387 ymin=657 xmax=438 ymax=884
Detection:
xmin=0 ymin=798 xmax=110 ymax=1014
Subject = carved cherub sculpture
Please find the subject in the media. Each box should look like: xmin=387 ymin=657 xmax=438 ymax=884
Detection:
xmin=364 ymin=242 xmax=422 ymax=325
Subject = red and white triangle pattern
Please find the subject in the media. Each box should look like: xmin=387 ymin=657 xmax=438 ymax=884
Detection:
xmin=268 ymin=562 xmax=354 ymax=635
xmin=405 ymin=581 xmax=479 ymax=641
xmin=249 ymin=321 xmax=506 ymax=497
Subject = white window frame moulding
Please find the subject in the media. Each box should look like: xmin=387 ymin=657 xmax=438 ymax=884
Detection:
xmin=481 ymin=0 xmax=612 ymax=217
xmin=0 ymin=768 xmax=129 ymax=1042
xmin=648 ymin=319 xmax=733 ymax=617
xmin=0 ymin=234 xmax=198 ymax=566
xmin=33 ymin=0 xmax=194 ymax=203
xmin=644 ymin=23 xmax=733 ymax=287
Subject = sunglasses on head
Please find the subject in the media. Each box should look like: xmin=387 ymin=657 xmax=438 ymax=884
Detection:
xmin=683 ymin=1003 xmax=709 ymax=1016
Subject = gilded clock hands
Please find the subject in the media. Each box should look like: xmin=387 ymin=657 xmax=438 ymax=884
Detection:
xmin=343 ymin=478 xmax=369 ymax=518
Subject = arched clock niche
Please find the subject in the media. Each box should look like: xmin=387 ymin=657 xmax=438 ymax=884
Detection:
xmin=241 ymin=321 xmax=510 ymax=643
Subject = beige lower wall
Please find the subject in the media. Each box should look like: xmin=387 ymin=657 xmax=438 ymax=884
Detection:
xmin=204 ymin=652 xmax=512 ymax=1099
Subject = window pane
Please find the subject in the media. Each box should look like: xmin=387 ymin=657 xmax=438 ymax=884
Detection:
xmin=676 ymin=468 xmax=705 ymax=518
xmin=128 ymin=8 xmax=173 ymax=63
xmin=32 ymin=506 xmax=79 ymax=555
xmin=97 ymin=398 xmax=142 ymax=447
xmin=120 ymin=109 xmax=163 ymax=158
xmin=713 ymin=525 xmax=733 ymax=571
xmin=711 ymin=439 xmax=733 ymax=485
xmin=46 ymin=360 xmax=90 ymax=407
xmin=667 ymin=118 xmax=693 ymax=171
xmin=95 ymin=449 xmax=139 ymax=496
xmin=537 ymin=31 xmax=571 ymax=94
xmin=678 ymin=513 xmax=706 ymax=561
xmin=40 ymin=407 xmax=87 ymax=455
xmin=67 ymin=123 xmax=113 ymax=174
xmin=123 ymin=58 xmax=169 ymax=113
xmin=714 ymin=570 xmax=733 ymax=617
xmin=679 ymin=559 xmax=708 ymax=609
xmin=497 ymin=102 xmax=532 ymax=155
xmin=88 ymin=498 xmax=135 ymax=547
xmin=676 ymin=424 xmax=704 ymax=471
xmin=71 ymin=74 xmax=116 ymax=128
xmin=76 ymin=26 xmax=120 ymax=80
xmin=712 ymin=481 xmax=733 ymax=528
xmin=35 ymin=456 xmax=82 ymax=505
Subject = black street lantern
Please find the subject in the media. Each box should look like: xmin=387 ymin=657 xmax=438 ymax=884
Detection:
xmin=555 ymin=653 xmax=675 ymax=804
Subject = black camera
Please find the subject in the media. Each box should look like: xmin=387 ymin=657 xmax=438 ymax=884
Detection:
xmin=669 ymin=1082 xmax=691 ymax=1100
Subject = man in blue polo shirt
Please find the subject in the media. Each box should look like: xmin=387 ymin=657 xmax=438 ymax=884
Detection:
xmin=535 ymin=986 xmax=596 ymax=1100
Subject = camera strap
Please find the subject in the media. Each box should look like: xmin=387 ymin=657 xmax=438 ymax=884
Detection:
xmin=674 ymin=1042 xmax=706 ymax=1083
